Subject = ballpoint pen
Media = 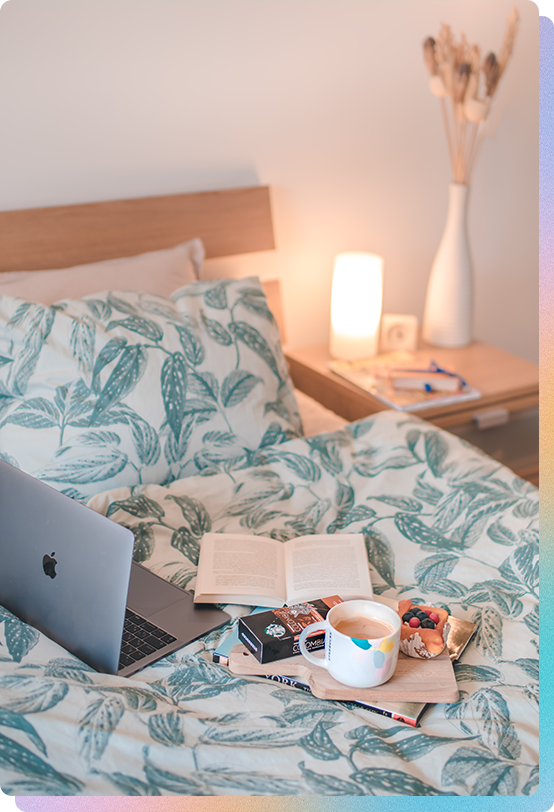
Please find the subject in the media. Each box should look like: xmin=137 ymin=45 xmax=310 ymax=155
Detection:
xmin=389 ymin=361 xmax=467 ymax=393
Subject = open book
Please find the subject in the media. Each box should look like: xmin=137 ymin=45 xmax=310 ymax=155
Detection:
xmin=194 ymin=532 xmax=373 ymax=607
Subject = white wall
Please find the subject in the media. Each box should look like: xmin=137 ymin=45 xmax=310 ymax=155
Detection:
xmin=0 ymin=0 xmax=538 ymax=362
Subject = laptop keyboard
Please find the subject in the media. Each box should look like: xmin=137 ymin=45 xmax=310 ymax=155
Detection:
xmin=118 ymin=609 xmax=177 ymax=670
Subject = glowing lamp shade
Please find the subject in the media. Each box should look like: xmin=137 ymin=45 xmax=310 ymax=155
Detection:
xmin=330 ymin=252 xmax=384 ymax=359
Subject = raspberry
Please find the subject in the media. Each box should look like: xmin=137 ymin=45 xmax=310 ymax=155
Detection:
xmin=408 ymin=617 xmax=420 ymax=628
xmin=429 ymin=612 xmax=440 ymax=623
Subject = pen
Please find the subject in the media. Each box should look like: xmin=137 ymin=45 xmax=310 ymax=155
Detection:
xmin=389 ymin=361 xmax=467 ymax=388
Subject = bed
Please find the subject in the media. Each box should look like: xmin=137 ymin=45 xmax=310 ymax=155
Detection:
xmin=0 ymin=187 xmax=538 ymax=798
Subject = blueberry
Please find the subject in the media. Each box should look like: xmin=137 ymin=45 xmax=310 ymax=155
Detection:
xmin=417 ymin=612 xmax=428 ymax=621
xmin=402 ymin=612 xmax=414 ymax=623
xmin=420 ymin=619 xmax=435 ymax=629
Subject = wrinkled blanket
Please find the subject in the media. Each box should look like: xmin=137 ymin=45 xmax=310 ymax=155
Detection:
xmin=0 ymin=411 xmax=539 ymax=796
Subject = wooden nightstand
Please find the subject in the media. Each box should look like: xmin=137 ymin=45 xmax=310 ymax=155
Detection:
xmin=285 ymin=341 xmax=539 ymax=486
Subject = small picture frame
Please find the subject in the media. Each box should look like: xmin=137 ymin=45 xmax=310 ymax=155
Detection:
xmin=380 ymin=314 xmax=419 ymax=352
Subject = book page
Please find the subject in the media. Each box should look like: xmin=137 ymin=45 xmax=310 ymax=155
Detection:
xmin=194 ymin=533 xmax=286 ymax=605
xmin=284 ymin=534 xmax=373 ymax=605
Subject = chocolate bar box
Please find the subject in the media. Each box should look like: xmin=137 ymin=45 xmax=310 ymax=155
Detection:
xmin=238 ymin=596 xmax=343 ymax=664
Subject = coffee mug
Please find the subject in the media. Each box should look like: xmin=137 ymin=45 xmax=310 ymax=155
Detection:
xmin=298 ymin=600 xmax=400 ymax=688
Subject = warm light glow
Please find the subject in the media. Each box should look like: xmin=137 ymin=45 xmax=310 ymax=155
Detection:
xmin=330 ymin=252 xmax=384 ymax=359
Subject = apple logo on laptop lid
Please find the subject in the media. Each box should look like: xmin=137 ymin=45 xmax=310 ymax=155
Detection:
xmin=42 ymin=552 xmax=57 ymax=579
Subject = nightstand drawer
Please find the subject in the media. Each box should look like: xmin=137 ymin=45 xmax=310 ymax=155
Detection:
xmin=445 ymin=406 xmax=538 ymax=485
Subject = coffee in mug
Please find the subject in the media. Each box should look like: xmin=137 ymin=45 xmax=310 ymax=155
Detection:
xmin=298 ymin=600 xmax=400 ymax=688
xmin=333 ymin=617 xmax=394 ymax=640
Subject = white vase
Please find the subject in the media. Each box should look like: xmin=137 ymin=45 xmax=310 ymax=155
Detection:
xmin=422 ymin=182 xmax=473 ymax=347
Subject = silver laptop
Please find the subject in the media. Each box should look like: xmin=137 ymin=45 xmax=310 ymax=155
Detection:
xmin=0 ymin=460 xmax=230 ymax=676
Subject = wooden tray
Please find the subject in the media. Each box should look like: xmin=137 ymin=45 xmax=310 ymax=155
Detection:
xmin=228 ymin=644 xmax=459 ymax=704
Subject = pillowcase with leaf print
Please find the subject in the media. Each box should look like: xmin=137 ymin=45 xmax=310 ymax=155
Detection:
xmin=0 ymin=277 xmax=302 ymax=500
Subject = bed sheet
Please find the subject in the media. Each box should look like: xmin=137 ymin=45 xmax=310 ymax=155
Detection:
xmin=294 ymin=388 xmax=348 ymax=436
xmin=0 ymin=410 xmax=538 ymax=796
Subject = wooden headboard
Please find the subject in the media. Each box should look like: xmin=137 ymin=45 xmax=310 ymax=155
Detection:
xmin=0 ymin=185 xmax=286 ymax=340
xmin=0 ymin=185 xmax=274 ymax=273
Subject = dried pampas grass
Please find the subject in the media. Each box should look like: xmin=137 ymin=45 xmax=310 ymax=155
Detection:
xmin=423 ymin=7 xmax=520 ymax=183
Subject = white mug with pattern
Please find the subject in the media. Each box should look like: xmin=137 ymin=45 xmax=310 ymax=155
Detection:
xmin=298 ymin=600 xmax=401 ymax=688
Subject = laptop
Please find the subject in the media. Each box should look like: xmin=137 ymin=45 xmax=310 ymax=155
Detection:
xmin=0 ymin=460 xmax=230 ymax=677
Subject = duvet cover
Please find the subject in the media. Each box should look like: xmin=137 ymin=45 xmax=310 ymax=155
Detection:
xmin=0 ymin=410 xmax=539 ymax=797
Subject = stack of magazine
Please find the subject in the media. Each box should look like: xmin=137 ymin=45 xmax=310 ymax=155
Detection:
xmin=328 ymin=351 xmax=481 ymax=412
xmin=213 ymin=610 xmax=476 ymax=727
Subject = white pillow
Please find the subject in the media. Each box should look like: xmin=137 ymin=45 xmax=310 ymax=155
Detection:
xmin=0 ymin=238 xmax=205 ymax=303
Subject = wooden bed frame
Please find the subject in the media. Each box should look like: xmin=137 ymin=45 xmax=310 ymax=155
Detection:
xmin=0 ymin=185 xmax=286 ymax=339
xmin=0 ymin=186 xmax=274 ymax=271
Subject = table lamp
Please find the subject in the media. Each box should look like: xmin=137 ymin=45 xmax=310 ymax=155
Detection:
xmin=329 ymin=252 xmax=384 ymax=359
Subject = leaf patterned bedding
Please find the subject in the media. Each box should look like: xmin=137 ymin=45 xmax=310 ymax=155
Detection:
xmin=0 ymin=278 xmax=301 ymax=499
xmin=0 ymin=411 xmax=538 ymax=796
